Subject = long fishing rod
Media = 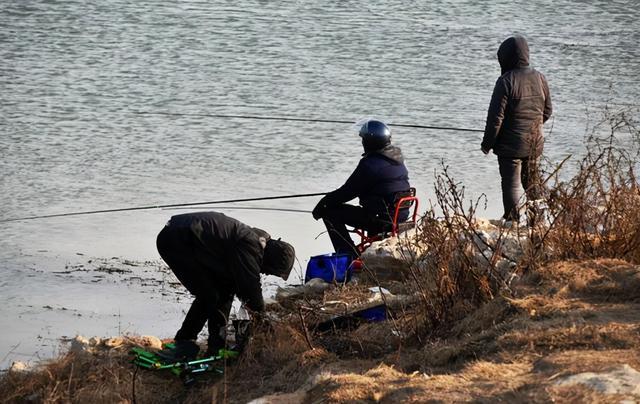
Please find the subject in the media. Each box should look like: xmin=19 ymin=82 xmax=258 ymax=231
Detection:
xmin=0 ymin=192 xmax=325 ymax=223
xmin=163 ymin=205 xmax=312 ymax=214
xmin=135 ymin=111 xmax=484 ymax=133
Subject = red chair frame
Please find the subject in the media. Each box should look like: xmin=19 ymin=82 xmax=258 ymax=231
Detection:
xmin=354 ymin=188 xmax=419 ymax=253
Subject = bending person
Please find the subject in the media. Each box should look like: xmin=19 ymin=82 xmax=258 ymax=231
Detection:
xmin=156 ymin=211 xmax=295 ymax=359
xmin=312 ymin=119 xmax=411 ymax=259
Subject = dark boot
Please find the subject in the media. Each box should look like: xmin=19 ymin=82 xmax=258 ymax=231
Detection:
xmin=157 ymin=340 xmax=200 ymax=362
xmin=205 ymin=331 xmax=227 ymax=357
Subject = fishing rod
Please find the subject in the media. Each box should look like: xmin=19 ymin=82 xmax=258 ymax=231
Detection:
xmin=0 ymin=192 xmax=325 ymax=223
xmin=163 ymin=205 xmax=312 ymax=214
xmin=134 ymin=111 xmax=484 ymax=133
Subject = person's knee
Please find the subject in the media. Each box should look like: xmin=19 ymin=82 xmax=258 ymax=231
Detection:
xmin=322 ymin=210 xmax=344 ymax=227
xmin=156 ymin=227 xmax=172 ymax=260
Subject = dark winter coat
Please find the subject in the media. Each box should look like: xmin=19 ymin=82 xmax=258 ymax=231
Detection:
xmin=317 ymin=145 xmax=410 ymax=218
xmin=167 ymin=211 xmax=267 ymax=312
xmin=481 ymin=36 xmax=553 ymax=158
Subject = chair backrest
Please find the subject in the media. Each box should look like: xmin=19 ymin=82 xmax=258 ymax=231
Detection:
xmin=354 ymin=188 xmax=420 ymax=253
xmin=391 ymin=187 xmax=419 ymax=236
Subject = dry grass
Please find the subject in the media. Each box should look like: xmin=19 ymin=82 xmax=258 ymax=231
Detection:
xmin=530 ymin=258 xmax=640 ymax=301
xmin=215 ymin=323 xmax=324 ymax=403
xmin=0 ymin=343 xmax=188 ymax=404
xmin=396 ymin=166 xmax=498 ymax=340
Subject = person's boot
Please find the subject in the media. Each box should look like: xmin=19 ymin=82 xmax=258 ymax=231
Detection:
xmin=204 ymin=334 xmax=227 ymax=357
xmin=157 ymin=340 xmax=200 ymax=362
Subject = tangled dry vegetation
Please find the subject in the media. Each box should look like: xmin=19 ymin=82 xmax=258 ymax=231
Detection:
xmin=540 ymin=108 xmax=640 ymax=264
xmin=1 ymin=109 xmax=639 ymax=403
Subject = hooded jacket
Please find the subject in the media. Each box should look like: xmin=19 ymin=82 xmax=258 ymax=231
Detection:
xmin=167 ymin=211 xmax=267 ymax=312
xmin=318 ymin=144 xmax=410 ymax=218
xmin=481 ymin=36 xmax=553 ymax=158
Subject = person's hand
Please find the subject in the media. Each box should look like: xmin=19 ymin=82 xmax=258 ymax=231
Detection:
xmin=312 ymin=201 xmax=326 ymax=220
xmin=251 ymin=311 xmax=274 ymax=333
xmin=481 ymin=146 xmax=490 ymax=155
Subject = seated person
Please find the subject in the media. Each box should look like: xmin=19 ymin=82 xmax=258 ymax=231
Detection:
xmin=312 ymin=119 xmax=411 ymax=258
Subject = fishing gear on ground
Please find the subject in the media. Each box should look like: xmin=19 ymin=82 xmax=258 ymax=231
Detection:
xmin=130 ymin=342 xmax=239 ymax=386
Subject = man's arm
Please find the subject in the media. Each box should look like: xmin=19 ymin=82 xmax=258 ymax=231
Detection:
xmin=313 ymin=161 xmax=369 ymax=219
xmin=541 ymin=74 xmax=552 ymax=123
xmin=228 ymin=239 xmax=265 ymax=313
xmin=481 ymin=77 xmax=509 ymax=153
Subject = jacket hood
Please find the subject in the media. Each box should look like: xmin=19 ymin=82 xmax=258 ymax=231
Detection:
xmin=262 ymin=239 xmax=295 ymax=280
xmin=365 ymin=144 xmax=404 ymax=164
xmin=498 ymin=36 xmax=530 ymax=74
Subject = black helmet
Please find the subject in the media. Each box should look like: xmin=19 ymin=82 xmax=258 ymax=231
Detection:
xmin=262 ymin=239 xmax=296 ymax=281
xmin=359 ymin=120 xmax=391 ymax=152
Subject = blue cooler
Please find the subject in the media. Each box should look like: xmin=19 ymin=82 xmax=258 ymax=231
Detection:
xmin=305 ymin=253 xmax=352 ymax=283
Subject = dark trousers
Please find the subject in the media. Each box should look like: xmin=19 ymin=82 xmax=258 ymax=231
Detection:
xmin=322 ymin=204 xmax=394 ymax=258
xmin=156 ymin=225 xmax=233 ymax=350
xmin=498 ymin=157 xmax=542 ymax=221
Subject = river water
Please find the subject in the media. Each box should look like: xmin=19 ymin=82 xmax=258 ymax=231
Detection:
xmin=1 ymin=0 xmax=638 ymax=368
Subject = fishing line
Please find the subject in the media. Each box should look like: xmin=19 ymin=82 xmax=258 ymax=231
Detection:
xmin=163 ymin=206 xmax=312 ymax=214
xmin=0 ymin=192 xmax=325 ymax=223
xmin=134 ymin=111 xmax=484 ymax=133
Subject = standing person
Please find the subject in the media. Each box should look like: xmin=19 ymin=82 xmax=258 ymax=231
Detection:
xmin=481 ymin=35 xmax=552 ymax=225
xmin=156 ymin=211 xmax=295 ymax=359
xmin=312 ymin=119 xmax=411 ymax=259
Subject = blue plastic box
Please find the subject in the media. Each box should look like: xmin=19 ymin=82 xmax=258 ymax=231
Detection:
xmin=355 ymin=304 xmax=387 ymax=322
xmin=305 ymin=253 xmax=352 ymax=283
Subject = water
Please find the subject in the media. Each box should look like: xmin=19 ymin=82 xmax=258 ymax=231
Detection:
xmin=1 ymin=0 xmax=639 ymax=368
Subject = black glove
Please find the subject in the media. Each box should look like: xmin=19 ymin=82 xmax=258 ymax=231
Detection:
xmin=252 ymin=312 xmax=275 ymax=335
xmin=312 ymin=198 xmax=327 ymax=220
xmin=232 ymin=319 xmax=252 ymax=353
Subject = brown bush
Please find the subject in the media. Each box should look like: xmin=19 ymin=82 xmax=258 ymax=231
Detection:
xmin=399 ymin=164 xmax=499 ymax=340
xmin=535 ymin=108 xmax=640 ymax=265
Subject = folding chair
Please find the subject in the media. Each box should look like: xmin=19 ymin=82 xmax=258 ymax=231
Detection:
xmin=353 ymin=188 xmax=419 ymax=254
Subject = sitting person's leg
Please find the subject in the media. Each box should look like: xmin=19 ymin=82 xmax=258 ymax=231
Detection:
xmin=322 ymin=204 xmax=376 ymax=258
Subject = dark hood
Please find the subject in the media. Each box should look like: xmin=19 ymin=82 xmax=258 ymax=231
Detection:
xmin=262 ymin=239 xmax=295 ymax=280
xmin=498 ymin=36 xmax=530 ymax=74
xmin=365 ymin=144 xmax=404 ymax=164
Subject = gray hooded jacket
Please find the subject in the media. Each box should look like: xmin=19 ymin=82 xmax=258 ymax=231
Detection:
xmin=481 ymin=36 xmax=553 ymax=158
